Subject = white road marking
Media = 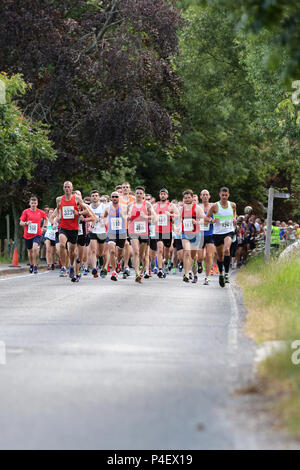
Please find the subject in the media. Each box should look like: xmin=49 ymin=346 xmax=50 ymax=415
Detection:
xmin=0 ymin=271 xmax=49 ymax=282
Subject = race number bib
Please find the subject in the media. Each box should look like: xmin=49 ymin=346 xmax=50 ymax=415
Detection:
xmin=149 ymin=224 xmax=156 ymax=238
xmin=78 ymin=224 xmax=83 ymax=236
xmin=62 ymin=206 xmax=74 ymax=219
xmin=183 ymin=218 xmax=194 ymax=232
xmin=200 ymin=223 xmax=209 ymax=232
xmin=111 ymin=217 xmax=122 ymax=231
xmin=48 ymin=230 xmax=56 ymax=241
xmin=158 ymin=214 xmax=168 ymax=227
xmin=221 ymin=220 xmax=232 ymax=229
xmin=134 ymin=221 xmax=146 ymax=234
xmin=28 ymin=223 xmax=38 ymax=234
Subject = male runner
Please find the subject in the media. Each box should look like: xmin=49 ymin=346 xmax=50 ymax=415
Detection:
xmin=54 ymin=181 xmax=92 ymax=282
xmin=20 ymin=196 xmax=48 ymax=274
xmin=128 ymin=186 xmax=157 ymax=283
xmin=153 ymin=189 xmax=179 ymax=278
xmin=198 ymin=189 xmax=216 ymax=285
xmin=206 ymin=187 xmax=237 ymax=287
xmin=120 ymin=182 xmax=135 ymax=277
xmin=179 ymin=190 xmax=205 ymax=283
xmin=88 ymin=190 xmax=108 ymax=278
xmin=103 ymin=191 xmax=127 ymax=281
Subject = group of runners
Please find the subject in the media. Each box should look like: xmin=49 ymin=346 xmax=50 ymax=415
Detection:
xmin=20 ymin=181 xmax=238 ymax=287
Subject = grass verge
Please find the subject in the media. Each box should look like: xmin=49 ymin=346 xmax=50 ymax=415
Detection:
xmin=237 ymin=253 xmax=300 ymax=438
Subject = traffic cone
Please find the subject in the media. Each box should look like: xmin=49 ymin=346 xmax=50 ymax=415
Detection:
xmin=9 ymin=248 xmax=21 ymax=267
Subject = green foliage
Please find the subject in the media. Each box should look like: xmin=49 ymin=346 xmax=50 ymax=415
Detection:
xmin=0 ymin=73 xmax=56 ymax=183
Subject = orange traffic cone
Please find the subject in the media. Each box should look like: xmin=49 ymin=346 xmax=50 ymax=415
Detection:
xmin=9 ymin=248 xmax=21 ymax=267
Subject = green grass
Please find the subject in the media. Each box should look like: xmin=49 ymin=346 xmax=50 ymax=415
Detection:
xmin=237 ymin=253 xmax=300 ymax=438
xmin=0 ymin=255 xmax=13 ymax=264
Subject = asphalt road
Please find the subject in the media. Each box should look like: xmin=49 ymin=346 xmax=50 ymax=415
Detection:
xmin=0 ymin=268 xmax=297 ymax=450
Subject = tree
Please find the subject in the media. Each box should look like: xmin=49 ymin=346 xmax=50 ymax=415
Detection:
xmin=0 ymin=73 xmax=56 ymax=250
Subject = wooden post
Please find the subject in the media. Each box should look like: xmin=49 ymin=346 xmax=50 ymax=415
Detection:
xmin=4 ymin=239 xmax=8 ymax=257
xmin=264 ymin=187 xmax=274 ymax=263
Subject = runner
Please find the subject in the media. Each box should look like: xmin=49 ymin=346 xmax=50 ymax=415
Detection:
xmin=19 ymin=196 xmax=48 ymax=274
xmin=120 ymin=182 xmax=135 ymax=278
xmin=103 ymin=191 xmax=127 ymax=281
xmin=206 ymin=187 xmax=237 ymax=287
xmin=128 ymin=186 xmax=157 ymax=283
xmin=53 ymin=181 xmax=92 ymax=282
xmin=179 ymin=190 xmax=205 ymax=283
xmin=44 ymin=208 xmax=57 ymax=270
xmin=153 ymin=189 xmax=179 ymax=278
xmin=198 ymin=189 xmax=216 ymax=285
xmin=87 ymin=190 xmax=108 ymax=278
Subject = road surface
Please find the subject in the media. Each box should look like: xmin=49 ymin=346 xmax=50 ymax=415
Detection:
xmin=0 ymin=269 xmax=297 ymax=449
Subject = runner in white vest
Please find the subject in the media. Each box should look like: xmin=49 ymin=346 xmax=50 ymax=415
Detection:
xmin=205 ymin=187 xmax=236 ymax=287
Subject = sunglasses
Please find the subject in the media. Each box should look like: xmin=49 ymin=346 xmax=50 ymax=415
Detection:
xmin=112 ymin=196 xmax=119 ymax=198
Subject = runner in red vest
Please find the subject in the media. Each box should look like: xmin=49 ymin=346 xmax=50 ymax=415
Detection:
xmin=128 ymin=186 xmax=157 ymax=283
xmin=54 ymin=181 xmax=92 ymax=282
xmin=153 ymin=189 xmax=179 ymax=278
xmin=20 ymin=196 xmax=48 ymax=274
xmin=179 ymin=189 xmax=205 ymax=283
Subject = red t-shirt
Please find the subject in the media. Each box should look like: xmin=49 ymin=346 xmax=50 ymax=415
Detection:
xmin=20 ymin=208 xmax=48 ymax=239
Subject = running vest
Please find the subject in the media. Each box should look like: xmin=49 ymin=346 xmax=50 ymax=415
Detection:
xmin=182 ymin=203 xmax=198 ymax=234
xmin=201 ymin=207 xmax=214 ymax=236
xmin=120 ymin=194 xmax=135 ymax=229
xmin=155 ymin=202 xmax=172 ymax=234
xmin=213 ymin=201 xmax=234 ymax=235
xmin=60 ymin=194 xmax=79 ymax=231
xmin=129 ymin=201 xmax=149 ymax=236
xmin=107 ymin=204 xmax=126 ymax=236
xmin=89 ymin=203 xmax=107 ymax=234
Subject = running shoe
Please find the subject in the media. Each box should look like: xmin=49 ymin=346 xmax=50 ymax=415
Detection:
xmin=172 ymin=267 xmax=176 ymax=275
xmin=69 ymin=266 xmax=75 ymax=279
xmin=153 ymin=267 xmax=158 ymax=275
xmin=144 ymin=271 xmax=150 ymax=279
xmin=74 ymin=275 xmax=80 ymax=283
xmin=83 ymin=268 xmax=89 ymax=276
xmin=47 ymin=264 xmax=51 ymax=270
xmin=92 ymin=268 xmax=98 ymax=278
xmin=33 ymin=266 xmax=38 ymax=274
xmin=203 ymin=277 xmax=209 ymax=285
xmin=189 ymin=271 xmax=193 ymax=280
xmin=183 ymin=274 xmax=189 ymax=283
xmin=178 ymin=262 xmax=183 ymax=272
xmin=149 ymin=269 xmax=153 ymax=278
xmin=192 ymin=275 xmax=198 ymax=284
xmin=51 ymin=263 xmax=55 ymax=271
xmin=100 ymin=268 xmax=107 ymax=278
xmin=197 ymin=262 xmax=203 ymax=274
xmin=210 ymin=267 xmax=214 ymax=276
xmin=116 ymin=263 xmax=121 ymax=273
xmin=29 ymin=265 xmax=33 ymax=274
xmin=157 ymin=269 xmax=163 ymax=278
xmin=225 ymin=273 xmax=230 ymax=284
xmin=135 ymin=274 xmax=143 ymax=283
xmin=214 ymin=264 xmax=219 ymax=274
xmin=59 ymin=267 xmax=67 ymax=277
xmin=124 ymin=267 xmax=130 ymax=277
xmin=167 ymin=260 xmax=172 ymax=271
xmin=111 ymin=271 xmax=118 ymax=281
xmin=71 ymin=275 xmax=77 ymax=282
xmin=219 ymin=273 xmax=225 ymax=288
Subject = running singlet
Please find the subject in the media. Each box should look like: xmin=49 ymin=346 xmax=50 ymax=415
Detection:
xmin=155 ymin=202 xmax=172 ymax=234
xmin=120 ymin=195 xmax=135 ymax=229
xmin=182 ymin=203 xmax=198 ymax=234
xmin=201 ymin=209 xmax=214 ymax=236
xmin=128 ymin=201 xmax=149 ymax=237
xmin=45 ymin=222 xmax=57 ymax=241
xmin=59 ymin=194 xmax=79 ymax=231
xmin=213 ymin=201 xmax=234 ymax=235
xmin=107 ymin=204 xmax=126 ymax=236
xmin=89 ymin=203 xmax=107 ymax=234
xmin=20 ymin=208 xmax=48 ymax=239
